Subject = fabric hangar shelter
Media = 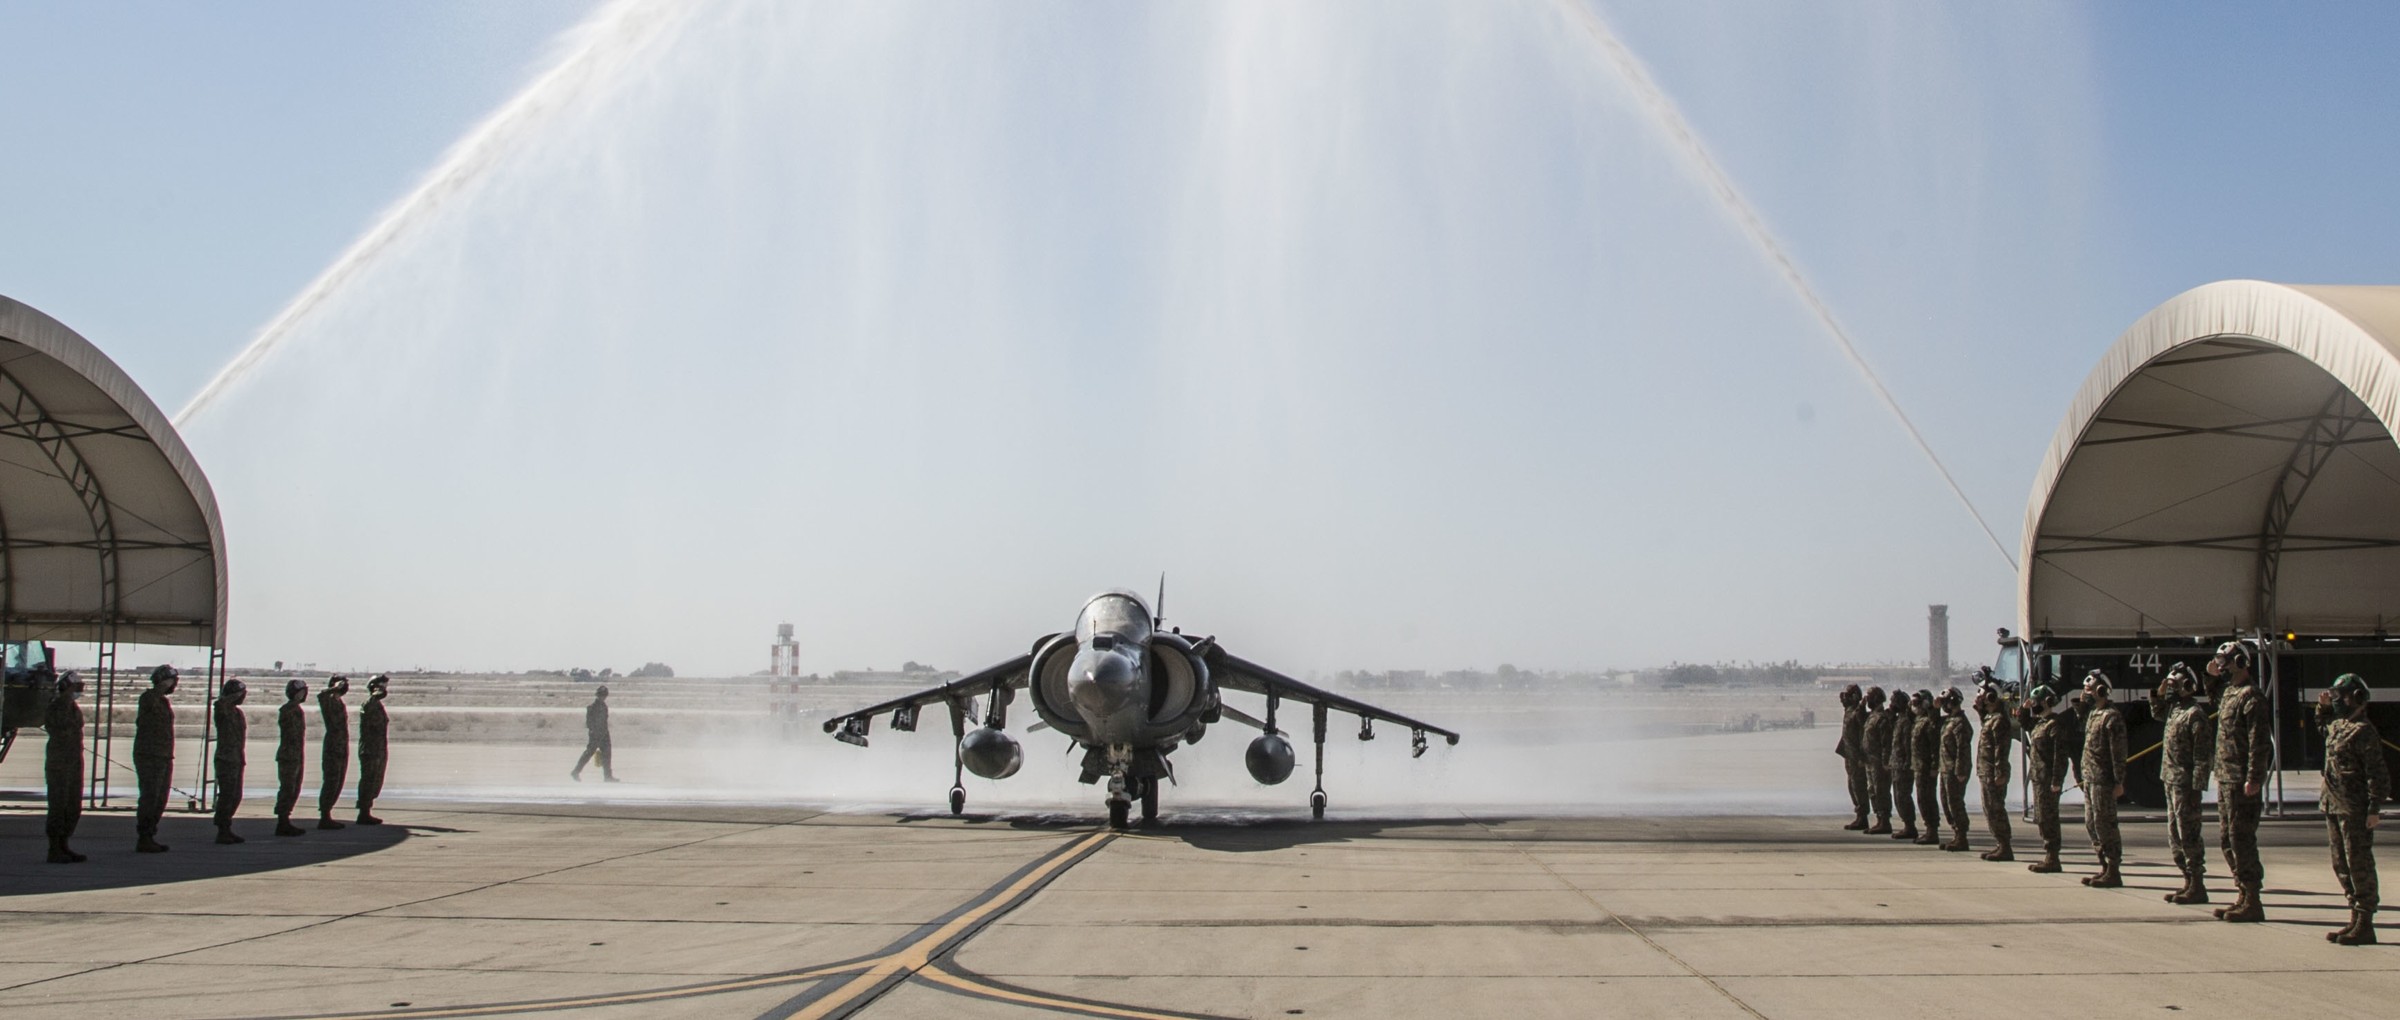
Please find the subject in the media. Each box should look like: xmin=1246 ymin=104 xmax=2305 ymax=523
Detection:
xmin=0 ymin=293 xmax=228 ymax=810
xmin=2005 ymin=279 xmax=2400 ymax=808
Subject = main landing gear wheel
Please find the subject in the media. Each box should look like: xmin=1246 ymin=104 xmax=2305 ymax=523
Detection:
xmin=1140 ymin=777 xmax=1160 ymax=825
xmin=949 ymin=786 xmax=966 ymax=816
xmin=1310 ymin=790 xmax=1327 ymax=820
xmin=1107 ymin=798 xmax=1131 ymax=830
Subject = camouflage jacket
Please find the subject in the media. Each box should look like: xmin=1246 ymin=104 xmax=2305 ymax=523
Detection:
xmin=277 ymin=701 xmax=306 ymax=763
xmin=319 ymin=691 xmax=351 ymax=747
xmin=215 ymin=700 xmax=246 ymax=766
xmin=2080 ymin=704 xmax=2127 ymax=791
xmin=360 ymin=698 xmax=389 ymax=758
xmin=2028 ymin=714 xmax=2071 ymax=787
xmin=1888 ymin=709 xmax=1916 ymax=773
xmin=1838 ymin=702 xmax=1868 ymax=760
xmin=133 ymin=689 xmax=174 ymax=761
xmin=2320 ymin=716 xmax=2389 ymax=816
xmin=1939 ymin=714 xmax=1972 ymax=782
xmin=586 ymin=699 xmax=611 ymax=738
xmin=2213 ymin=683 xmax=2273 ymax=792
xmin=44 ymin=696 xmax=81 ymax=771
xmin=1975 ymin=707 xmax=2015 ymax=780
xmin=1911 ymin=714 xmax=1940 ymax=772
xmin=2159 ymin=701 xmax=2212 ymax=791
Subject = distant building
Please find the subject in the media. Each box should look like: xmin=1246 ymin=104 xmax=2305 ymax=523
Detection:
xmin=1928 ymin=605 xmax=1950 ymax=675
xmin=771 ymin=623 xmax=799 ymax=677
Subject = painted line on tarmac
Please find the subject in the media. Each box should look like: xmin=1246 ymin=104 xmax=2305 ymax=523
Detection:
xmin=918 ymin=960 xmax=1235 ymax=1020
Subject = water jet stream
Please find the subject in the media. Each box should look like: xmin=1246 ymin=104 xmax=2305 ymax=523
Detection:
xmin=1551 ymin=0 xmax=2020 ymax=571
xmin=174 ymin=0 xmax=696 ymax=428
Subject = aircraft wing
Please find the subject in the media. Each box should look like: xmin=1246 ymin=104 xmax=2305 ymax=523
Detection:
xmin=1206 ymin=649 xmax=1461 ymax=745
xmin=821 ymin=653 xmax=1032 ymax=745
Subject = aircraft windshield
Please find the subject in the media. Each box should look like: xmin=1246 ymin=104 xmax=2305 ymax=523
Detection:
xmin=1077 ymin=594 xmax=1153 ymax=644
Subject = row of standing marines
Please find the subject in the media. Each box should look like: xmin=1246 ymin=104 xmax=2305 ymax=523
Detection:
xmin=1835 ymin=639 xmax=2387 ymax=946
xmin=41 ymin=667 xmax=391 ymax=862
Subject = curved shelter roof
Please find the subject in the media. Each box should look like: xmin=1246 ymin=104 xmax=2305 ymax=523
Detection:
xmin=2022 ymin=280 xmax=2400 ymax=639
xmin=0 ymin=295 xmax=225 ymax=648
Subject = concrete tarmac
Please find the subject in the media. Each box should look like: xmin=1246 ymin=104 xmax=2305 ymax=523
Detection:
xmin=1 ymin=801 xmax=2394 ymax=1019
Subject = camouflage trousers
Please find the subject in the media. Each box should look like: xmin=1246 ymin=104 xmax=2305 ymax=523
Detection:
xmin=1979 ymin=773 xmax=2012 ymax=848
xmin=275 ymin=756 xmax=303 ymax=819
xmin=213 ymin=758 xmax=243 ymax=828
xmin=1939 ymin=773 xmax=1970 ymax=839
xmin=1891 ymin=768 xmax=1917 ymax=828
xmin=1868 ymin=764 xmax=1893 ymax=822
xmin=1843 ymin=756 xmax=1870 ymax=820
xmin=134 ymin=755 xmax=171 ymax=840
xmin=45 ymin=760 xmax=81 ymax=840
xmin=2084 ymin=787 xmax=2120 ymax=862
xmin=357 ymin=753 xmax=386 ymax=816
xmin=2328 ymin=813 xmax=2378 ymax=910
xmin=320 ymin=739 xmax=349 ymax=818
xmin=2032 ymin=784 xmax=2062 ymax=852
xmin=1915 ymin=771 xmax=1940 ymax=834
xmin=2220 ymin=790 xmax=2264 ymax=885
xmin=2165 ymin=784 xmax=2207 ymax=875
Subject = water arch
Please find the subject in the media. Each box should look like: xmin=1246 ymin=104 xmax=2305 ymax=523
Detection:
xmin=2021 ymin=280 xmax=2400 ymax=637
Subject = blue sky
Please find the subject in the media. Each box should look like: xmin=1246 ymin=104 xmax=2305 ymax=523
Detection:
xmin=3 ymin=2 xmax=2396 ymax=676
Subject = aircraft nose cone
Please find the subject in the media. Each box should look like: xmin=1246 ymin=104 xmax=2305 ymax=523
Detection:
xmin=1069 ymin=652 xmax=1138 ymax=721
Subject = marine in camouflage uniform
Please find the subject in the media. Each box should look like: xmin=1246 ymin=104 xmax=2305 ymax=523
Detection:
xmin=2208 ymin=641 xmax=2273 ymax=922
xmin=1862 ymin=687 xmax=1894 ymax=834
xmin=44 ymin=672 xmax=86 ymax=863
xmin=1910 ymin=690 xmax=1942 ymax=846
xmin=133 ymin=666 xmax=179 ymax=853
xmin=1888 ymin=694 xmax=1920 ymax=841
xmin=2317 ymin=674 xmax=2386 ymax=945
xmin=317 ymin=675 xmax=351 ymax=829
xmin=1973 ymin=679 xmax=2016 ymax=861
xmin=2076 ymin=671 xmax=2128 ymax=888
xmin=213 ymin=679 xmax=248 ymax=845
xmin=1936 ymin=688 xmax=1973 ymax=852
xmin=274 ymin=679 xmax=309 ymax=837
xmin=1836 ymin=684 xmax=1870 ymax=830
xmin=572 ymin=685 xmax=618 ymax=782
xmin=2156 ymin=664 xmax=2213 ymax=904
xmin=355 ymin=675 xmax=389 ymax=825
xmin=2024 ymin=686 xmax=2071 ymax=873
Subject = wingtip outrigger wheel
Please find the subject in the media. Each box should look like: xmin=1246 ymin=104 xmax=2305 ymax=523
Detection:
xmin=949 ymin=786 xmax=966 ymax=816
xmin=1310 ymin=789 xmax=1326 ymax=820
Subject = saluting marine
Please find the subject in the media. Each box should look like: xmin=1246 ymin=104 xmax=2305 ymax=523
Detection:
xmin=275 ymin=679 xmax=309 ymax=837
xmin=2208 ymin=640 xmax=2272 ymax=922
xmin=317 ymin=675 xmax=351 ymax=830
xmin=2316 ymin=674 xmax=2386 ymax=945
xmin=356 ymin=675 xmax=389 ymax=825
xmin=1936 ymin=688 xmax=1973 ymax=852
xmin=1888 ymin=691 xmax=1920 ymax=842
xmin=1910 ymin=690 xmax=1942 ymax=847
xmin=1862 ymin=687 xmax=1895 ymax=834
xmin=1837 ymin=684 xmax=1870 ymax=831
xmin=2076 ymin=671 xmax=2128 ymax=888
xmin=132 ymin=665 xmax=179 ymax=854
xmin=1972 ymin=673 xmax=2016 ymax=862
xmin=44 ymin=672 xmax=86 ymax=864
xmin=213 ymin=678 xmax=248 ymax=845
xmin=2024 ymin=685 xmax=2071 ymax=874
xmin=2156 ymin=664 xmax=2213 ymax=904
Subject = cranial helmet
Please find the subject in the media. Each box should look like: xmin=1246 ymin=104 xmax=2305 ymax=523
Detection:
xmin=2332 ymin=673 xmax=2372 ymax=706
xmin=2082 ymin=669 xmax=2112 ymax=697
xmin=149 ymin=664 xmax=179 ymax=688
xmin=595 ymin=684 xmax=610 ymax=698
xmin=1936 ymin=687 xmax=1963 ymax=712
xmin=1911 ymin=689 xmax=1933 ymax=709
xmin=368 ymin=674 xmax=389 ymax=695
xmin=1864 ymin=686 xmax=1886 ymax=708
xmin=1840 ymin=683 xmax=1862 ymax=706
xmin=222 ymin=677 xmax=246 ymax=699
xmin=2027 ymin=685 xmax=2060 ymax=710
xmin=2214 ymin=640 xmax=2256 ymax=672
xmin=58 ymin=670 xmax=83 ymax=697
xmin=286 ymin=678 xmax=309 ymax=701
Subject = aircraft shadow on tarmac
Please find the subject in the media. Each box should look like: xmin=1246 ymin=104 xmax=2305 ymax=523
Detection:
xmin=0 ymin=809 xmax=418 ymax=896
xmin=893 ymin=811 xmax=1496 ymax=852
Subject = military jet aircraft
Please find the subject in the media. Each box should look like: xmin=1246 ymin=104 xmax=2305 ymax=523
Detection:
xmin=823 ymin=588 xmax=1460 ymax=828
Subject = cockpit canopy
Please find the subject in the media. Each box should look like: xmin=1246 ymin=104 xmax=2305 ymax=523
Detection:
xmin=1076 ymin=590 xmax=1154 ymax=646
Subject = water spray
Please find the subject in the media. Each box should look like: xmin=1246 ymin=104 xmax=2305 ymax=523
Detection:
xmin=173 ymin=0 xmax=697 ymax=428
xmin=1550 ymin=0 xmax=2019 ymax=572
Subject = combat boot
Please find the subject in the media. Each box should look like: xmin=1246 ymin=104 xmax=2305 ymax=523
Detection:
xmin=2084 ymin=857 xmax=2122 ymax=888
xmin=1892 ymin=823 xmax=1917 ymax=841
xmin=1982 ymin=842 xmax=2015 ymax=862
xmin=1843 ymin=814 xmax=1868 ymax=831
xmin=1865 ymin=817 xmax=1891 ymax=835
xmin=2167 ymin=870 xmax=2208 ymax=905
xmin=357 ymin=813 xmax=383 ymax=826
xmin=2216 ymin=883 xmax=2265 ymax=922
xmin=1913 ymin=828 xmax=1940 ymax=846
xmin=2326 ymin=909 xmax=2358 ymax=943
xmin=1942 ymin=831 xmax=1969 ymax=852
xmin=2027 ymin=850 xmax=2062 ymax=874
xmin=275 ymin=817 xmax=307 ymax=837
xmin=215 ymin=826 xmax=245 ymax=845
xmin=135 ymin=836 xmax=168 ymax=853
xmin=46 ymin=838 xmax=83 ymax=864
xmin=2334 ymin=907 xmax=2376 ymax=945
xmin=317 ymin=815 xmax=346 ymax=831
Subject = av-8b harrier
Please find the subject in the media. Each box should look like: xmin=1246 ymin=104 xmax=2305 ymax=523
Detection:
xmin=824 ymin=588 xmax=1460 ymax=828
